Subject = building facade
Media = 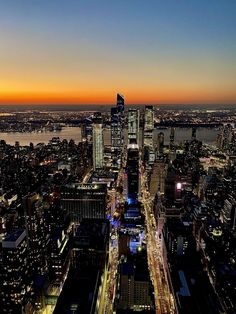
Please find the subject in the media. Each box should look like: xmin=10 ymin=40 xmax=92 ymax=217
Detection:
xmin=128 ymin=109 xmax=140 ymax=145
xmin=1 ymin=230 xmax=29 ymax=313
xmin=93 ymin=113 xmax=104 ymax=170
xmin=143 ymin=105 xmax=154 ymax=148
xmin=61 ymin=183 xmax=107 ymax=224
xmin=127 ymin=143 xmax=140 ymax=204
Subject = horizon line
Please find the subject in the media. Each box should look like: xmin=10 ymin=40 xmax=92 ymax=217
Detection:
xmin=0 ymin=103 xmax=235 ymax=106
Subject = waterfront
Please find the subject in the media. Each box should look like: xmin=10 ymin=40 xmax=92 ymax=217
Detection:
xmin=0 ymin=126 xmax=218 ymax=146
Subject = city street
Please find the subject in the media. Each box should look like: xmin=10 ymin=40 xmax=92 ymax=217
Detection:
xmin=141 ymin=169 xmax=177 ymax=314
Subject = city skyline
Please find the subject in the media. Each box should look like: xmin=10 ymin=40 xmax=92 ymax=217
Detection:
xmin=0 ymin=0 xmax=236 ymax=105
xmin=0 ymin=101 xmax=236 ymax=313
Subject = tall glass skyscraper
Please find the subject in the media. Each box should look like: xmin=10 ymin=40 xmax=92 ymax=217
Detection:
xmin=116 ymin=93 xmax=125 ymax=113
xmin=111 ymin=107 xmax=122 ymax=169
xmin=111 ymin=107 xmax=122 ymax=149
xmin=143 ymin=105 xmax=154 ymax=148
xmin=126 ymin=142 xmax=140 ymax=204
xmin=111 ymin=93 xmax=125 ymax=169
xmin=128 ymin=109 xmax=140 ymax=145
xmin=93 ymin=113 xmax=104 ymax=170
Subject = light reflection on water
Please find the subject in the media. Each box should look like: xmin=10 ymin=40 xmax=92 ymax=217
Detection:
xmin=0 ymin=126 xmax=218 ymax=146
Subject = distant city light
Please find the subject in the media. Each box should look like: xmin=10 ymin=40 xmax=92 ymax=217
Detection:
xmin=176 ymin=182 xmax=182 ymax=190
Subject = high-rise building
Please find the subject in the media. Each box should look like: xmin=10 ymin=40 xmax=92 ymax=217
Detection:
xmin=222 ymin=193 xmax=236 ymax=231
xmin=1 ymin=229 xmax=29 ymax=313
xmin=144 ymin=106 xmax=154 ymax=130
xmin=61 ymin=183 xmax=107 ymax=224
xmin=216 ymin=132 xmax=223 ymax=149
xmin=23 ymin=193 xmax=47 ymax=276
xmin=111 ymin=107 xmax=122 ymax=149
xmin=150 ymin=160 xmax=166 ymax=197
xmin=230 ymin=128 xmax=236 ymax=155
xmin=111 ymin=107 xmax=123 ymax=168
xmin=170 ymin=127 xmax=175 ymax=150
xmin=217 ymin=124 xmax=234 ymax=151
xmin=127 ymin=142 xmax=140 ymax=204
xmin=116 ymin=253 xmax=154 ymax=312
xmin=157 ymin=132 xmax=164 ymax=155
xmin=143 ymin=105 xmax=154 ymax=148
xmin=163 ymin=219 xmax=192 ymax=257
xmin=128 ymin=109 xmax=140 ymax=145
xmin=164 ymin=165 xmax=176 ymax=205
xmin=81 ymin=121 xmax=93 ymax=142
xmin=93 ymin=113 xmax=104 ymax=170
xmin=110 ymin=93 xmax=125 ymax=168
xmin=48 ymin=229 xmax=70 ymax=281
xmin=143 ymin=106 xmax=155 ymax=166
xmin=54 ymin=219 xmax=109 ymax=314
xmin=116 ymin=93 xmax=125 ymax=114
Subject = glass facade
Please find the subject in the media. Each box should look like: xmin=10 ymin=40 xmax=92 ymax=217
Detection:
xmin=61 ymin=183 xmax=107 ymax=224
xmin=128 ymin=109 xmax=140 ymax=145
xmin=144 ymin=106 xmax=154 ymax=148
xmin=93 ymin=118 xmax=104 ymax=170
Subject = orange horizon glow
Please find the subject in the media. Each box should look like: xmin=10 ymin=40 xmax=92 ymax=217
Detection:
xmin=1 ymin=1 xmax=236 ymax=107
xmin=0 ymin=89 xmax=235 ymax=105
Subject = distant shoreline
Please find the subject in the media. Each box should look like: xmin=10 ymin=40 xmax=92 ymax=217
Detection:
xmin=0 ymin=103 xmax=235 ymax=112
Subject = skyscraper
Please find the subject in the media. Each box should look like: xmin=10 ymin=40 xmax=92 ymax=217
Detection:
xmin=150 ymin=160 xmax=166 ymax=197
xmin=93 ymin=113 xmax=104 ymax=170
xmin=23 ymin=193 xmax=47 ymax=276
xmin=81 ymin=120 xmax=93 ymax=142
xmin=143 ymin=105 xmax=154 ymax=148
xmin=111 ymin=107 xmax=122 ymax=149
xmin=164 ymin=164 xmax=176 ymax=205
xmin=127 ymin=142 xmax=140 ymax=204
xmin=111 ymin=107 xmax=122 ymax=168
xmin=143 ymin=106 xmax=155 ymax=165
xmin=128 ymin=109 xmax=140 ymax=145
xmin=116 ymin=252 xmax=154 ymax=311
xmin=61 ymin=183 xmax=107 ymax=224
xmin=54 ymin=219 xmax=109 ymax=314
xmin=170 ymin=127 xmax=175 ymax=150
xmin=1 ymin=230 xmax=29 ymax=313
xmin=221 ymin=124 xmax=233 ymax=151
xmin=111 ymin=93 xmax=125 ymax=168
xmin=157 ymin=132 xmax=164 ymax=155
xmin=222 ymin=193 xmax=236 ymax=231
xmin=116 ymin=93 xmax=125 ymax=114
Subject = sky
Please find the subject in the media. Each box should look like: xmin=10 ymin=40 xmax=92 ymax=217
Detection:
xmin=0 ymin=0 xmax=236 ymax=105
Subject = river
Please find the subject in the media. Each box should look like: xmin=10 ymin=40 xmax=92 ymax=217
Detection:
xmin=0 ymin=127 xmax=218 ymax=146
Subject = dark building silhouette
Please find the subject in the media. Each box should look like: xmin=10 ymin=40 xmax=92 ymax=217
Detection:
xmin=23 ymin=193 xmax=47 ymax=276
xmin=1 ymin=230 xmax=29 ymax=313
xmin=164 ymin=165 xmax=176 ymax=205
xmin=116 ymin=93 xmax=125 ymax=113
xmin=54 ymin=219 xmax=109 ymax=314
xmin=81 ymin=121 xmax=92 ymax=142
xmin=116 ymin=251 xmax=155 ymax=312
xmin=61 ymin=183 xmax=107 ymax=224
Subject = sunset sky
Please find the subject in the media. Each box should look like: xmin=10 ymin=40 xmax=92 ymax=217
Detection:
xmin=0 ymin=0 xmax=236 ymax=105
